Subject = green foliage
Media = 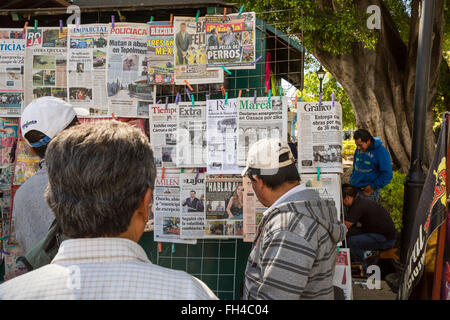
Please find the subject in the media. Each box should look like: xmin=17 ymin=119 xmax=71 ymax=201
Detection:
xmin=343 ymin=140 xmax=356 ymax=158
xmin=380 ymin=171 xmax=406 ymax=232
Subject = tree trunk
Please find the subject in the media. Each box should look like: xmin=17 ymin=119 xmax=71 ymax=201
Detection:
xmin=312 ymin=0 xmax=445 ymax=173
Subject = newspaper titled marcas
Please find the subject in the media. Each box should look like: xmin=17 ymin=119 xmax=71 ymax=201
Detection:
xmin=150 ymin=103 xmax=178 ymax=168
xmin=204 ymin=175 xmax=243 ymax=239
xmin=153 ymin=168 xmax=196 ymax=244
xmin=205 ymin=12 xmax=256 ymax=70
xmin=173 ymin=17 xmax=223 ymax=85
xmin=67 ymin=24 xmax=109 ymax=116
xmin=176 ymin=101 xmax=207 ymax=168
xmin=0 ymin=29 xmax=25 ymax=117
xmin=242 ymin=176 xmax=266 ymax=242
xmin=237 ymin=96 xmax=287 ymax=166
xmin=147 ymin=21 xmax=174 ymax=85
xmin=180 ymin=171 xmax=206 ymax=239
xmin=107 ymin=23 xmax=156 ymax=117
xmin=24 ymin=27 xmax=68 ymax=107
xmin=297 ymin=101 xmax=343 ymax=174
xmin=206 ymin=98 xmax=240 ymax=174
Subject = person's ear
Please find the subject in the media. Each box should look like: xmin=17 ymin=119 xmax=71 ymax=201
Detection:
xmin=137 ymin=188 xmax=152 ymax=223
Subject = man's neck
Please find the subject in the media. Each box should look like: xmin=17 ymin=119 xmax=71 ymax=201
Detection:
xmin=266 ymin=181 xmax=300 ymax=207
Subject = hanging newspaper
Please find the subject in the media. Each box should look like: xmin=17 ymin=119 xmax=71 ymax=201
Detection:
xmin=205 ymin=12 xmax=256 ymax=70
xmin=107 ymin=23 xmax=156 ymax=117
xmin=300 ymin=174 xmax=342 ymax=221
xmin=176 ymin=101 xmax=207 ymax=168
xmin=297 ymin=101 xmax=343 ymax=174
xmin=242 ymin=176 xmax=267 ymax=242
xmin=333 ymin=248 xmax=353 ymax=300
xmin=153 ymin=168 xmax=196 ymax=244
xmin=0 ymin=29 xmax=25 ymax=117
xmin=150 ymin=103 xmax=178 ymax=168
xmin=146 ymin=21 xmax=174 ymax=85
xmin=180 ymin=171 xmax=206 ymax=239
xmin=237 ymin=96 xmax=288 ymax=166
xmin=24 ymin=27 xmax=68 ymax=107
xmin=205 ymin=175 xmax=243 ymax=239
xmin=206 ymin=98 xmax=240 ymax=174
xmin=67 ymin=24 xmax=109 ymax=116
xmin=173 ymin=17 xmax=223 ymax=85
xmin=13 ymin=138 xmax=40 ymax=186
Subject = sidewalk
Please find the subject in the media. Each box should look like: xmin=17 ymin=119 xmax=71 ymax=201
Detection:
xmin=352 ymin=278 xmax=397 ymax=300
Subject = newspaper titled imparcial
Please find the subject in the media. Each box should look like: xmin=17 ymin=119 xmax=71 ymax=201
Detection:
xmin=297 ymin=101 xmax=343 ymax=174
xmin=206 ymin=98 xmax=240 ymax=174
xmin=237 ymin=96 xmax=288 ymax=166
xmin=180 ymin=171 xmax=206 ymax=239
xmin=176 ymin=101 xmax=207 ymax=168
xmin=24 ymin=27 xmax=68 ymax=107
xmin=150 ymin=103 xmax=178 ymax=168
xmin=243 ymin=176 xmax=266 ymax=242
xmin=67 ymin=24 xmax=109 ymax=116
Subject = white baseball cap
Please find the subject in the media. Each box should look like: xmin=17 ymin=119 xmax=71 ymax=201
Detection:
xmin=241 ymin=138 xmax=295 ymax=176
xmin=20 ymin=96 xmax=89 ymax=147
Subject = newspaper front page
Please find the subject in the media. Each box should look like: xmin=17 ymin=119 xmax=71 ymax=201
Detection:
xmin=173 ymin=17 xmax=223 ymax=85
xmin=67 ymin=24 xmax=109 ymax=115
xmin=333 ymin=248 xmax=353 ymax=300
xmin=24 ymin=27 xmax=68 ymax=107
xmin=205 ymin=12 xmax=256 ymax=70
xmin=147 ymin=21 xmax=174 ymax=85
xmin=153 ymin=168 xmax=196 ymax=244
xmin=0 ymin=29 xmax=24 ymax=117
xmin=150 ymin=103 xmax=178 ymax=168
xmin=206 ymin=98 xmax=240 ymax=174
xmin=180 ymin=171 xmax=206 ymax=239
xmin=242 ymin=176 xmax=266 ymax=242
xmin=297 ymin=101 xmax=343 ymax=173
xmin=204 ymin=175 xmax=243 ymax=239
xmin=176 ymin=101 xmax=207 ymax=168
xmin=237 ymin=96 xmax=287 ymax=166
xmin=107 ymin=23 xmax=155 ymax=117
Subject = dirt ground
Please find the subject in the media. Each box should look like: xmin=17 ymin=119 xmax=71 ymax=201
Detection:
xmin=352 ymin=279 xmax=397 ymax=300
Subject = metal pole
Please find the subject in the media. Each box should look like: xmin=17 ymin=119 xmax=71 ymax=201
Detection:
xmin=400 ymin=0 xmax=435 ymax=265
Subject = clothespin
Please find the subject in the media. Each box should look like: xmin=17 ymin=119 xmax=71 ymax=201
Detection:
xmin=76 ymin=16 xmax=80 ymax=29
xmin=238 ymin=89 xmax=242 ymax=98
xmin=195 ymin=10 xmax=200 ymax=22
xmin=220 ymin=65 xmax=232 ymax=75
xmin=162 ymin=167 xmax=165 ymax=179
xmin=184 ymin=80 xmax=194 ymax=91
xmin=279 ymin=85 xmax=283 ymax=96
xmin=223 ymin=8 xmax=227 ymax=21
xmin=180 ymin=168 xmax=184 ymax=173
xmin=317 ymin=166 xmax=321 ymax=181
xmin=253 ymin=90 xmax=257 ymax=103
xmin=111 ymin=15 xmax=115 ymax=29
xmin=220 ymin=86 xmax=226 ymax=97
xmin=34 ymin=19 xmax=38 ymax=32
xmin=195 ymin=168 xmax=199 ymax=179
xmin=175 ymin=92 xmax=181 ymax=105
xmin=318 ymin=92 xmax=323 ymax=107
xmin=22 ymin=21 xmax=29 ymax=39
xmin=205 ymin=94 xmax=210 ymax=100
xmin=0 ymin=249 xmax=10 ymax=255
xmin=170 ymin=14 xmax=173 ymax=27
xmin=237 ymin=5 xmax=244 ymax=18
xmin=158 ymin=242 xmax=162 ymax=252
xmin=171 ymin=243 xmax=176 ymax=253
xmin=267 ymin=90 xmax=271 ymax=105
xmin=251 ymin=55 xmax=262 ymax=65
xmin=337 ymin=246 xmax=340 ymax=255
xmin=185 ymin=88 xmax=191 ymax=100
xmin=165 ymin=96 xmax=169 ymax=109
xmin=191 ymin=94 xmax=195 ymax=108
xmin=150 ymin=16 xmax=154 ymax=23
xmin=59 ymin=20 xmax=63 ymax=33
xmin=224 ymin=92 xmax=228 ymax=105
xmin=0 ymin=235 xmax=8 ymax=241
xmin=156 ymin=99 xmax=162 ymax=104
xmin=332 ymin=92 xmax=335 ymax=107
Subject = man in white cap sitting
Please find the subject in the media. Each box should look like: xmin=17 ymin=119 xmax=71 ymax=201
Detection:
xmin=241 ymin=138 xmax=346 ymax=300
xmin=13 ymin=97 xmax=87 ymax=256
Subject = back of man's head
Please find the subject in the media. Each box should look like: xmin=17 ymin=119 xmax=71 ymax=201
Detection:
xmin=353 ymin=129 xmax=373 ymax=143
xmin=45 ymin=120 xmax=156 ymax=239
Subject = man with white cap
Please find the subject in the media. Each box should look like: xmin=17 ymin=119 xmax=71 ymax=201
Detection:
xmin=242 ymin=138 xmax=346 ymax=300
xmin=13 ymin=97 xmax=87 ymax=255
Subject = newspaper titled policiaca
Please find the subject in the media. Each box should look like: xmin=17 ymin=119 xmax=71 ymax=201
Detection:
xmin=67 ymin=24 xmax=109 ymax=116
xmin=0 ymin=29 xmax=25 ymax=117
xmin=147 ymin=21 xmax=174 ymax=85
xmin=24 ymin=27 xmax=68 ymax=107
xmin=173 ymin=17 xmax=223 ymax=85
xmin=180 ymin=171 xmax=206 ymax=239
xmin=107 ymin=23 xmax=156 ymax=117
xmin=205 ymin=12 xmax=256 ymax=70
xmin=206 ymin=98 xmax=240 ymax=174
xmin=237 ymin=96 xmax=288 ymax=166
xmin=297 ymin=101 xmax=343 ymax=174
xmin=204 ymin=175 xmax=243 ymax=239
xmin=153 ymin=168 xmax=196 ymax=244
xmin=176 ymin=101 xmax=207 ymax=168
xmin=243 ymin=176 xmax=267 ymax=242
xmin=150 ymin=103 xmax=177 ymax=168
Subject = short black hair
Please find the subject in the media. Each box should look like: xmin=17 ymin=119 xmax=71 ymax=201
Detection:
xmin=353 ymin=129 xmax=373 ymax=143
xmin=342 ymin=183 xmax=358 ymax=198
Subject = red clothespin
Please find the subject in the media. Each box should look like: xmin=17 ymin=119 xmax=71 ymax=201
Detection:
xmin=158 ymin=242 xmax=162 ymax=252
xmin=162 ymin=167 xmax=165 ymax=180
xmin=170 ymin=14 xmax=173 ymax=27
xmin=184 ymin=80 xmax=194 ymax=91
xmin=22 ymin=21 xmax=29 ymax=39
xmin=223 ymin=8 xmax=227 ymax=21
xmin=238 ymin=89 xmax=242 ymax=98
xmin=221 ymin=86 xmax=226 ymax=97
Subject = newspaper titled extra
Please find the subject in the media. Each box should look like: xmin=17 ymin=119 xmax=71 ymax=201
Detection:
xmin=180 ymin=171 xmax=206 ymax=239
xmin=24 ymin=27 xmax=68 ymax=107
xmin=297 ymin=101 xmax=343 ymax=174
xmin=237 ymin=96 xmax=287 ymax=166
xmin=173 ymin=16 xmax=223 ymax=85
xmin=67 ymin=24 xmax=109 ymax=116
xmin=147 ymin=21 xmax=174 ymax=85
xmin=204 ymin=175 xmax=243 ymax=239
xmin=107 ymin=23 xmax=156 ymax=117
xmin=176 ymin=101 xmax=207 ymax=168
xmin=153 ymin=168 xmax=196 ymax=244
xmin=0 ymin=29 xmax=24 ymax=117
xmin=243 ymin=176 xmax=266 ymax=242
xmin=206 ymin=98 xmax=240 ymax=174
xmin=150 ymin=103 xmax=177 ymax=168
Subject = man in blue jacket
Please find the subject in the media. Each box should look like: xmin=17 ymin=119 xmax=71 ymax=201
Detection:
xmin=350 ymin=129 xmax=393 ymax=202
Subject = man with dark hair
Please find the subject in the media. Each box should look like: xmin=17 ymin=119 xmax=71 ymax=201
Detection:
xmin=242 ymin=138 xmax=346 ymax=300
xmin=0 ymin=120 xmax=217 ymax=300
xmin=350 ymin=129 xmax=393 ymax=202
xmin=182 ymin=190 xmax=201 ymax=212
xmin=342 ymin=183 xmax=396 ymax=272
xmin=13 ymin=97 xmax=86 ymax=254
xmin=175 ymin=22 xmax=191 ymax=65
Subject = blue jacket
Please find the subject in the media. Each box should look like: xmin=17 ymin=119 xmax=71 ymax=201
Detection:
xmin=350 ymin=137 xmax=393 ymax=190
